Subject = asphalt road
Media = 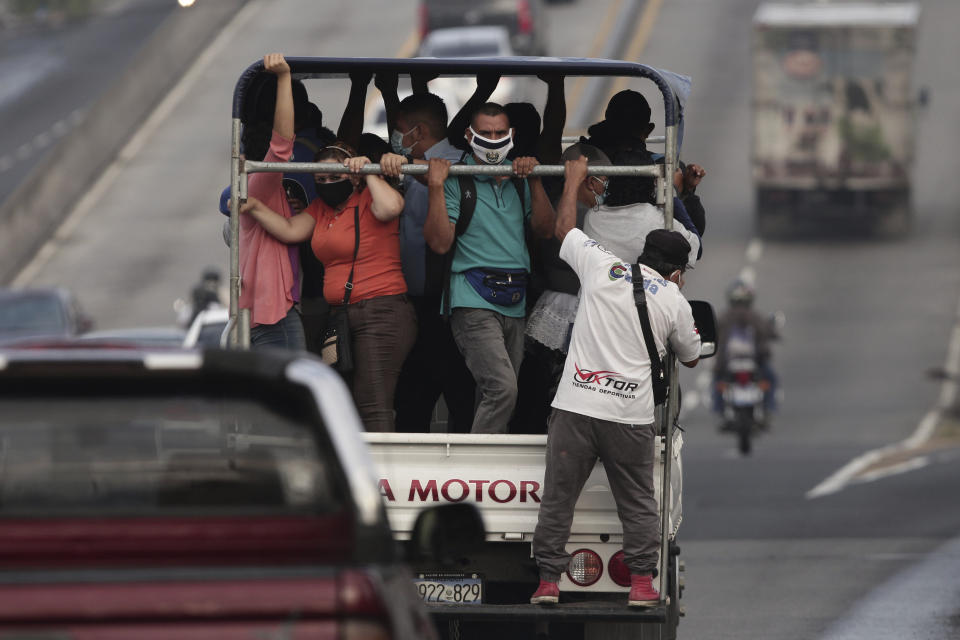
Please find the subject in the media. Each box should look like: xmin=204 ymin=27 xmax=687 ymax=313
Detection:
xmin=9 ymin=0 xmax=960 ymax=638
xmin=0 ymin=0 xmax=174 ymax=201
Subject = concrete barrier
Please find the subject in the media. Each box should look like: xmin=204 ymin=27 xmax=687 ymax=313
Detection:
xmin=0 ymin=0 xmax=249 ymax=284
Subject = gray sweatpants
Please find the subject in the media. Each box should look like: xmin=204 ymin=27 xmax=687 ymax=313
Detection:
xmin=532 ymin=408 xmax=660 ymax=580
xmin=450 ymin=307 xmax=525 ymax=434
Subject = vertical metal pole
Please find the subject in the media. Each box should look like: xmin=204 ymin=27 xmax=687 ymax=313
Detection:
xmin=228 ymin=118 xmax=248 ymax=349
xmin=657 ymin=120 xmax=680 ymax=603
xmin=662 ymin=124 xmax=678 ymax=229
xmin=657 ymin=354 xmax=677 ymax=604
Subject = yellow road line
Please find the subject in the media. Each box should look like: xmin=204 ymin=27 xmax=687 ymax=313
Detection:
xmin=566 ymin=0 xmax=626 ymax=120
xmin=598 ymin=0 xmax=664 ymax=121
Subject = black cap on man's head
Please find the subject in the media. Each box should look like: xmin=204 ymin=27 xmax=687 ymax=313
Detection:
xmin=605 ymin=90 xmax=652 ymax=126
xmin=642 ymin=229 xmax=691 ymax=268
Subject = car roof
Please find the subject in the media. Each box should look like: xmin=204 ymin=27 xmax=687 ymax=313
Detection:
xmin=422 ymin=25 xmax=511 ymax=44
xmin=0 ymin=287 xmax=70 ymax=302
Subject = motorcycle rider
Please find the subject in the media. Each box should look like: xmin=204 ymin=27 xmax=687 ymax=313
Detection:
xmin=712 ymin=280 xmax=778 ymax=426
xmin=187 ymin=267 xmax=226 ymax=326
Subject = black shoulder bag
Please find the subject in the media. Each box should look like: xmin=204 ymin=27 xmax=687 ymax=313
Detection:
xmin=633 ymin=265 xmax=668 ymax=406
xmin=320 ymin=206 xmax=360 ymax=372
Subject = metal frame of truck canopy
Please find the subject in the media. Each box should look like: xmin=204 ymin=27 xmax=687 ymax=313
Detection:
xmin=228 ymin=57 xmax=685 ymax=614
xmin=228 ymin=57 xmax=681 ymax=346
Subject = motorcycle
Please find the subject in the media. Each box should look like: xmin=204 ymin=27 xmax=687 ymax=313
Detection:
xmin=716 ymin=356 xmax=769 ymax=455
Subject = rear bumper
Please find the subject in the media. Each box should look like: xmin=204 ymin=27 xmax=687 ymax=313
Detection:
xmin=424 ymin=601 xmax=667 ymax=624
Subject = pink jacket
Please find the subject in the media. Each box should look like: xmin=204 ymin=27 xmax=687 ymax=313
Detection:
xmin=239 ymin=131 xmax=296 ymax=327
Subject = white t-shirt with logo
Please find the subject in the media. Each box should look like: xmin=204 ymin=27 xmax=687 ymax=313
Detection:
xmin=551 ymin=228 xmax=701 ymax=425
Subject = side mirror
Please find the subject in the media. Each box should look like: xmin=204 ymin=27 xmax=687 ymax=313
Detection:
xmin=689 ymin=300 xmax=717 ymax=358
xmin=408 ymin=503 xmax=485 ymax=565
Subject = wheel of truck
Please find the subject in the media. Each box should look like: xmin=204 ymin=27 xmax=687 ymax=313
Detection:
xmin=755 ymin=211 xmax=791 ymax=240
xmin=875 ymin=208 xmax=911 ymax=239
xmin=661 ymin=541 xmax=682 ymax=640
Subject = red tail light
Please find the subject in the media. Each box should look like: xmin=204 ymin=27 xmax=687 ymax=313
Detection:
xmin=337 ymin=570 xmax=391 ymax=639
xmin=735 ymin=371 xmax=753 ymax=385
xmin=607 ymin=550 xmax=631 ymax=587
xmin=517 ymin=0 xmax=533 ymax=34
xmin=418 ymin=3 xmax=428 ymax=40
xmin=337 ymin=570 xmax=389 ymax=618
xmin=567 ymin=549 xmax=603 ymax=587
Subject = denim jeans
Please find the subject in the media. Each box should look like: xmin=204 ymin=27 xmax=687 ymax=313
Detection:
xmin=250 ymin=306 xmax=306 ymax=352
xmin=450 ymin=307 xmax=525 ymax=434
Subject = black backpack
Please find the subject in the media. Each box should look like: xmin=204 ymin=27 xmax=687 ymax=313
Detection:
xmin=440 ymin=172 xmax=526 ymax=320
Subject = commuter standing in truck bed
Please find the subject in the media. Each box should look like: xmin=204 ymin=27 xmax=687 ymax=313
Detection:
xmin=530 ymin=155 xmax=701 ymax=607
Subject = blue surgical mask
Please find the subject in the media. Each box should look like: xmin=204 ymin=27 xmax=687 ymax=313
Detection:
xmin=390 ymin=126 xmax=417 ymax=156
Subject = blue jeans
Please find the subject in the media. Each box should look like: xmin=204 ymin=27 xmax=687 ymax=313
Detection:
xmin=450 ymin=307 xmax=525 ymax=434
xmin=250 ymin=306 xmax=306 ymax=351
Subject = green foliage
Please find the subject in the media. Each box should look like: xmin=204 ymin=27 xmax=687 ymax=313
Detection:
xmin=837 ymin=117 xmax=891 ymax=163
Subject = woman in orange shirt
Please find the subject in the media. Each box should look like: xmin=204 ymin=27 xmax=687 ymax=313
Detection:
xmin=240 ymin=142 xmax=416 ymax=432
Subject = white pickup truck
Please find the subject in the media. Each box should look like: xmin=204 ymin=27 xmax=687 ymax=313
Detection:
xmin=226 ymin=55 xmax=718 ymax=640
xmin=364 ymin=428 xmax=686 ymax=639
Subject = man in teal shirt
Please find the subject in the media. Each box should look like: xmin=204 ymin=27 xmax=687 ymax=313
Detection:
xmin=424 ymin=103 xmax=556 ymax=433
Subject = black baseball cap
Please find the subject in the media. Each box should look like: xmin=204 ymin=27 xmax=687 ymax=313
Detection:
xmin=642 ymin=229 xmax=692 ymax=269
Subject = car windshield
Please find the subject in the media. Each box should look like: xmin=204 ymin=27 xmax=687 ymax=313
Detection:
xmin=0 ymin=295 xmax=66 ymax=333
xmin=0 ymin=394 xmax=343 ymax=517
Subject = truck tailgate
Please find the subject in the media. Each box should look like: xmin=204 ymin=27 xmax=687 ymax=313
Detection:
xmin=364 ymin=433 xmax=682 ymax=541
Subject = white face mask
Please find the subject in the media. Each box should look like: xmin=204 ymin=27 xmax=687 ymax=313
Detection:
xmin=670 ymin=269 xmax=685 ymax=289
xmin=467 ymin=126 xmax=514 ymax=164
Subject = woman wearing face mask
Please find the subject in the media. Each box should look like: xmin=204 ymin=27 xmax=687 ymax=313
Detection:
xmin=239 ymin=142 xmax=416 ymax=433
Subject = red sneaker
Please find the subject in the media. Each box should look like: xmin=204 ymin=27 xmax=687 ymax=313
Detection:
xmin=529 ymin=580 xmax=559 ymax=605
xmin=628 ymin=574 xmax=660 ymax=607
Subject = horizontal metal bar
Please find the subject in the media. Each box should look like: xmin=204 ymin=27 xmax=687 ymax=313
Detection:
xmin=561 ymin=135 xmax=665 ymax=145
xmin=243 ymin=161 xmax=662 ymax=178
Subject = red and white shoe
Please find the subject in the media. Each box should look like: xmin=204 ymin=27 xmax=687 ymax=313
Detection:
xmin=529 ymin=580 xmax=559 ymax=605
xmin=627 ymin=574 xmax=660 ymax=607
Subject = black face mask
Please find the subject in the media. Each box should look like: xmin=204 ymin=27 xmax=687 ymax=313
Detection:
xmin=315 ymin=179 xmax=354 ymax=208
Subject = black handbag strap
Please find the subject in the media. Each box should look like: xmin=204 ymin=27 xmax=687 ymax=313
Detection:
xmin=341 ymin=206 xmax=360 ymax=305
xmin=632 ymin=264 xmax=667 ymax=404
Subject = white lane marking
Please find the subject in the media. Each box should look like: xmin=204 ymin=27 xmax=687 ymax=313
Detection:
xmin=807 ymin=295 xmax=960 ymax=499
xmin=11 ymin=0 xmax=266 ymax=286
xmin=855 ymin=456 xmax=929 ymax=484
xmin=736 ymin=237 xmax=763 ymax=286
xmin=0 ymin=108 xmax=86 ymax=175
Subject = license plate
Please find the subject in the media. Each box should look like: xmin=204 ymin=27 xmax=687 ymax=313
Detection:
xmin=414 ymin=573 xmax=483 ymax=605
xmin=730 ymin=385 xmax=762 ymax=404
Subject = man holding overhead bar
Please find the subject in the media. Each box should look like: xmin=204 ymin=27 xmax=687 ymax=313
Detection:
xmin=530 ymin=154 xmax=701 ymax=607
xmin=423 ymin=102 xmax=556 ymax=434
